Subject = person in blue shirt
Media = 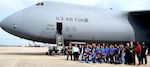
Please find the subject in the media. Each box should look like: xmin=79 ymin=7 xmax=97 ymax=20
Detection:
xmin=90 ymin=49 xmax=96 ymax=63
xmin=83 ymin=44 xmax=91 ymax=63
xmin=95 ymin=46 xmax=100 ymax=53
xmin=84 ymin=45 xmax=91 ymax=53
xmin=109 ymin=44 xmax=116 ymax=64
xmin=100 ymin=45 xmax=106 ymax=62
xmin=100 ymin=46 xmax=106 ymax=55
xmin=142 ymin=42 xmax=148 ymax=65
xmin=105 ymin=44 xmax=110 ymax=63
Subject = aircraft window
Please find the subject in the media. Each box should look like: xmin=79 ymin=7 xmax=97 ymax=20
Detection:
xmin=36 ymin=2 xmax=44 ymax=6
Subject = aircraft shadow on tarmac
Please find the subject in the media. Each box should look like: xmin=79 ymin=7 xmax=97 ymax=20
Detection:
xmin=0 ymin=52 xmax=66 ymax=56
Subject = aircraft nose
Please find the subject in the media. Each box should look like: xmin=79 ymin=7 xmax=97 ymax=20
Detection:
xmin=0 ymin=19 xmax=9 ymax=29
xmin=1 ymin=17 xmax=14 ymax=32
xmin=0 ymin=21 xmax=4 ymax=28
xmin=0 ymin=18 xmax=9 ymax=31
xmin=0 ymin=12 xmax=21 ymax=33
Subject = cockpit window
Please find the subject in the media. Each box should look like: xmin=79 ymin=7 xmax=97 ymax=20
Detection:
xmin=36 ymin=2 xmax=44 ymax=6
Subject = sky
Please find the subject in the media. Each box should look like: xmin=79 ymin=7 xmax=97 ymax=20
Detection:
xmin=0 ymin=0 xmax=150 ymax=46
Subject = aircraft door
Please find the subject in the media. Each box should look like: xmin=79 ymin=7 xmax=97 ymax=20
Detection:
xmin=57 ymin=22 xmax=62 ymax=35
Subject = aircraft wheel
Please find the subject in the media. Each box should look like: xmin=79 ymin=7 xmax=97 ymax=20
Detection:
xmin=65 ymin=50 xmax=68 ymax=55
xmin=49 ymin=51 xmax=52 ymax=55
xmin=46 ymin=52 xmax=48 ymax=55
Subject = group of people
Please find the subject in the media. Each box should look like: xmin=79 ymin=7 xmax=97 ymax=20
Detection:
xmin=66 ymin=42 xmax=149 ymax=66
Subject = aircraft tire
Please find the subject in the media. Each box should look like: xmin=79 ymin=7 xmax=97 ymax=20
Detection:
xmin=65 ymin=50 xmax=68 ymax=55
xmin=49 ymin=51 xmax=52 ymax=55
xmin=46 ymin=52 xmax=48 ymax=55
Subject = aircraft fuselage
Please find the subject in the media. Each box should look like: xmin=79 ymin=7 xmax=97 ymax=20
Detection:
xmin=0 ymin=1 xmax=135 ymax=44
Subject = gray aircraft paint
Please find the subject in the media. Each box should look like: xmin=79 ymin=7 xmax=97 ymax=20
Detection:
xmin=0 ymin=1 xmax=135 ymax=43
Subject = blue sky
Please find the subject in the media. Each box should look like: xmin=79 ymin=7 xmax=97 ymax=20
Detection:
xmin=0 ymin=0 xmax=150 ymax=46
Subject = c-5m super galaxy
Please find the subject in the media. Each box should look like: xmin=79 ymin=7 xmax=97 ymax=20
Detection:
xmin=0 ymin=1 xmax=150 ymax=54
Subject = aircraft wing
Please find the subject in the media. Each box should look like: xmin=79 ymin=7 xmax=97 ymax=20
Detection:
xmin=128 ymin=10 xmax=150 ymax=42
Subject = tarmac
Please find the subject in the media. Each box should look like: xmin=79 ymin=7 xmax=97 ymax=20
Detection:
xmin=0 ymin=46 xmax=149 ymax=67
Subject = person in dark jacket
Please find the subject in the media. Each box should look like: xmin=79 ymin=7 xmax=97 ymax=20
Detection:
xmin=125 ymin=43 xmax=132 ymax=64
xmin=130 ymin=41 xmax=136 ymax=65
xmin=96 ymin=51 xmax=103 ymax=64
xmin=141 ymin=42 xmax=148 ymax=65
xmin=115 ymin=46 xmax=121 ymax=63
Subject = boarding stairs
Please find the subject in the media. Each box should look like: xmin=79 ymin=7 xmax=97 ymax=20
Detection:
xmin=56 ymin=33 xmax=65 ymax=55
